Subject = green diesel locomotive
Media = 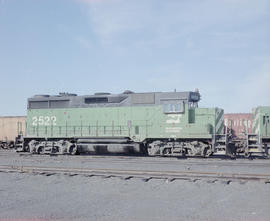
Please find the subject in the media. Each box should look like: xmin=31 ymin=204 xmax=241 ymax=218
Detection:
xmin=245 ymin=106 xmax=270 ymax=157
xmin=16 ymin=90 xmax=231 ymax=157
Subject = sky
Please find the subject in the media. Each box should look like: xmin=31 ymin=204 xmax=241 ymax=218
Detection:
xmin=0 ymin=0 xmax=269 ymax=115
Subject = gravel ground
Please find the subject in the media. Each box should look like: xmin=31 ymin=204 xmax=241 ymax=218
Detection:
xmin=0 ymin=150 xmax=270 ymax=221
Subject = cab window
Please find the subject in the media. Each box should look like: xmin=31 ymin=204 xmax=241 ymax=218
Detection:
xmin=163 ymin=102 xmax=184 ymax=113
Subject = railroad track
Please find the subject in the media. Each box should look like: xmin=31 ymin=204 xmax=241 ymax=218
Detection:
xmin=1 ymin=150 xmax=270 ymax=168
xmin=14 ymin=153 xmax=270 ymax=167
xmin=0 ymin=165 xmax=270 ymax=183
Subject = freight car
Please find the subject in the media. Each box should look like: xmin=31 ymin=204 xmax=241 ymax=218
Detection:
xmin=16 ymin=90 xmax=233 ymax=157
xmin=224 ymin=113 xmax=253 ymax=138
xmin=224 ymin=113 xmax=253 ymax=154
xmin=0 ymin=116 xmax=26 ymax=149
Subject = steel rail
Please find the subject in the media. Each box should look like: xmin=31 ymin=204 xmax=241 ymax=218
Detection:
xmin=0 ymin=165 xmax=270 ymax=182
xmin=1 ymin=151 xmax=270 ymax=168
xmin=14 ymin=153 xmax=270 ymax=167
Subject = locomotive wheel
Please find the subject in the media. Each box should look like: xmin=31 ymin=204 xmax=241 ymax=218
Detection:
xmin=68 ymin=145 xmax=77 ymax=155
xmin=162 ymin=148 xmax=171 ymax=156
xmin=147 ymin=143 xmax=161 ymax=156
xmin=202 ymin=146 xmax=212 ymax=157
xmin=244 ymin=152 xmax=251 ymax=158
xmin=1 ymin=143 xmax=8 ymax=149
xmin=37 ymin=146 xmax=45 ymax=154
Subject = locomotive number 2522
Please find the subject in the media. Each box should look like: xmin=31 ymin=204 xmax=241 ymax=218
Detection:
xmin=32 ymin=116 xmax=57 ymax=126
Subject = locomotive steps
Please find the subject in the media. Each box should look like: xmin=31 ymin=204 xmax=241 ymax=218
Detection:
xmin=0 ymin=165 xmax=270 ymax=184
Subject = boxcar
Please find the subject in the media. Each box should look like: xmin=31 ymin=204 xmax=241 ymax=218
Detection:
xmin=224 ymin=113 xmax=253 ymax=138
xmin=0 ymin=116 xmax=26 ymax=148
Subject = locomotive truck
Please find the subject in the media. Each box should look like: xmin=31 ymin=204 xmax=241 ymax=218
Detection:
xmin=16 ymin=90 xmax=233 ymax=157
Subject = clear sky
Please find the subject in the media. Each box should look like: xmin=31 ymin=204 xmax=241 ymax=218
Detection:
xmin=0 ymin=0 xmax=269 ymax=115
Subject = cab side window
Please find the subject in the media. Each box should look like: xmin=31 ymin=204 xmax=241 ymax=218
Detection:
xmin=163 ymin=102 xmax=184 ymax=113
